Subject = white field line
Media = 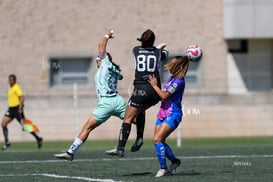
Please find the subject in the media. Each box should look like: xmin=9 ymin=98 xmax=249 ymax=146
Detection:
xmin=0 ymin=173 xmax=122 ymax=182
xmin=0 ymin=155 xmax=272 ymax=182
xmin=0 ymin=154 xmax=272 ymax=164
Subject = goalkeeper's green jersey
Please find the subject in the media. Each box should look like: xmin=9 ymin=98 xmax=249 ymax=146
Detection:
xmin=95 ymin=53 xmax=122 ymax=98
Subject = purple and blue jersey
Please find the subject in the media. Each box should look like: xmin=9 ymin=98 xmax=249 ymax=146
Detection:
xmin=156 ymin=76 xmax=185 ymax=129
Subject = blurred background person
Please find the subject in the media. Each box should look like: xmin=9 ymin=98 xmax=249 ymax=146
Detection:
xmin=1 ymin=74 xmax=43 ymax=150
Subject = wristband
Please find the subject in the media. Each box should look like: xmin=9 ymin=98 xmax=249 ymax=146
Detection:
xmin=104 ymin=34 xmax=110 ymax=39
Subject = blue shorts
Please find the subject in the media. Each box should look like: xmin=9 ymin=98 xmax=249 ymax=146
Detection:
xmin=155 ymin=113 xmax=182 ymax=130
xmin=93 ymin=95 xmax=126 ymax=123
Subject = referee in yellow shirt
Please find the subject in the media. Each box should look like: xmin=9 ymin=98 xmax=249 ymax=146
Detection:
xmin=1 ymin=74 xmax=43 ymax=150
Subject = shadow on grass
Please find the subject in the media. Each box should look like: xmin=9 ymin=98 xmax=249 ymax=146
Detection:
xmin=122 ymin=170 xmax=201 ymax=177
xmin=122 ymin=172 xmax=153 ymax=176
xmin=174 ymin=170 xmax=202 ymax=176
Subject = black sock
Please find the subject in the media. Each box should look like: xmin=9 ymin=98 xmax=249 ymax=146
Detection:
xmin=136 ymin=112 xmax=145 ymax=140
xmin=30 ymin=132 xmax=41 ymax=141
xmin=2 ymin=127 xmax=9 ymax=143
xmin=117 ymin=123 xmax=131 ymax=151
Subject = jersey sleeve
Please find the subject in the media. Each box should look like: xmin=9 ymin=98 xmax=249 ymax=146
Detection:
xmin=15 ymin=84 xmax=23 ymax=97
xmin=97 ymin=52 xmax=107 ymax=60
xmin=166 ymin=79 xmax=181 ymax=95
xmin=161 ymin=49 xmax=169 ymax=60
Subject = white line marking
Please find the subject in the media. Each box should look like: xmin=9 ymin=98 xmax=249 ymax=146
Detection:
xmin=0 ymin=173 xmax=121 ymax=182
xmin=0 ymin=154 xmax=272 ymax=164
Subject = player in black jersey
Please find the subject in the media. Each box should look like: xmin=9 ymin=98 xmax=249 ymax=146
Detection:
xmin=111 ymin=29 xmax=168 ymax=157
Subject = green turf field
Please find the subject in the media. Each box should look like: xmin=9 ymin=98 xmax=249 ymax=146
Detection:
xmin=0 ymin=136 xmax=272 ymax=182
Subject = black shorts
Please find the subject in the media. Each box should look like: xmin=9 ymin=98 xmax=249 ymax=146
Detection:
xmin=4 ymin=106 xmax=24 ymax=122
xmin=128 ymin=83 xmax=160 ymax=108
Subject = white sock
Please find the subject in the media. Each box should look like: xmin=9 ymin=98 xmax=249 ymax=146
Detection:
xmin=67 ymin=138 xmax=83 ymax=154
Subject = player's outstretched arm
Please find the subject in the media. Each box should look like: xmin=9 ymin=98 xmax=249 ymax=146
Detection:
xmin=98 ymin=30 xmax=114 ymax=54
xmin=156 ymin=43 xmax=168 ymax=60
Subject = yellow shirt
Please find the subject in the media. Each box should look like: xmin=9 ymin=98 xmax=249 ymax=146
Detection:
xmin=7 ymin=83 xmax=23 ymax=107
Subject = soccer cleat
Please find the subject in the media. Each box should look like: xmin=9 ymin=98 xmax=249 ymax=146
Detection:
xmin=105 ymin=147 xmax=118 ymax=155
xmin=116 ymin=149 xmax=124 ymax=157
xmin=37 ymin=137 xmax=43 ymax=149
xmin=105 ymin=147 xmax=124 ymax=157
xmin=54 ymin=151 xmax=74 ymax=161
xmin=113 ymin=148 xmax=124 ymax=157
xmin=169 ymin=158 xmax=181 ymax=174
xmin=1 ymin=142 xmax=11 ymax=151
xmin=111 ymin=149 xmax=125 ymax=157
xmin=130 ymin=138 xmax=144 ymax=152
xmin=155 ymin=168 xmax=168 ymax=177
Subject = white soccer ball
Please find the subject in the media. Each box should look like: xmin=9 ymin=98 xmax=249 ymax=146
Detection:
xmin=186 ymin=45 xmax=203 ymax=62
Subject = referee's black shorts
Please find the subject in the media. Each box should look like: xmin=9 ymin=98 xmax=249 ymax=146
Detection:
xmin=4 ymin=106 xmax=24 ymax=122
xmin=128 ymin=83 xmax=160 ymax=108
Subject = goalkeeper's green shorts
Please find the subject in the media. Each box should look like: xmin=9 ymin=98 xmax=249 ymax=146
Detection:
xmin=93 ymin=95 xmax=126 ymax=123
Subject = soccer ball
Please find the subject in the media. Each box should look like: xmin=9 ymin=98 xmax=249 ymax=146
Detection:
xmin=186 ymin=45 xmax=203 ymax=62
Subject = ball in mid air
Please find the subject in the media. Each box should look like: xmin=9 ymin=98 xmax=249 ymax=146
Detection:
xmin=186 ymin=45 xmax=203 ymax=62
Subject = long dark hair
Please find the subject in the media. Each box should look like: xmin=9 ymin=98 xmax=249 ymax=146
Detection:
xmin=137 ymin=29 xmax=155 ymax=47
xmin=107 ymin=52 xmax=121 ymax=72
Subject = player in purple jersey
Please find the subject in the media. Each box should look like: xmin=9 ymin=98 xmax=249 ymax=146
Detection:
xmin=148 ymin=55 xmax=189 ymax=177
